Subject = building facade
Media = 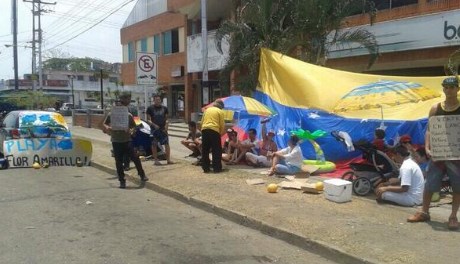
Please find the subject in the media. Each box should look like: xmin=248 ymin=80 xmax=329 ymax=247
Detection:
xmin=120 ymin=0 xmax=231 ymax=121
xmin=0 ymin=70 xmax=127 ymax=110
xmin=327 ymin=0 xmax=460 ymax=76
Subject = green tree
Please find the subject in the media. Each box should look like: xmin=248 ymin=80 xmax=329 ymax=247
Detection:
xmin=4 ymin=91 xmax=58 ymax=110
xmin=216 ymin=0 xmax=378 ymax=94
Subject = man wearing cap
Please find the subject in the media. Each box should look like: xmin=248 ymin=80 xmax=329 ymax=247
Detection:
xmin=103 ymin=92 xmax=148 ymax=188
xmin=201 ymin=99 xmax=226 ymax=173
xmin=408 ymin=76 xmax=460 ymax=230
xmin=245 ymin=122 xmax=278 ymax=167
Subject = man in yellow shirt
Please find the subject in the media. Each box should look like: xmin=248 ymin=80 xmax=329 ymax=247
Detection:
xmin=201 ymin=99 xmax=226 ymax=173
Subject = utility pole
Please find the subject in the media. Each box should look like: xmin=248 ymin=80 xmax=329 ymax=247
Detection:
xmin=12 ymin=0 xmax=19 ymax=90
xmin=201 ymin=0 xmax=209 ymax=105
xmin=25 ymin=0 xmax=56 ymax=90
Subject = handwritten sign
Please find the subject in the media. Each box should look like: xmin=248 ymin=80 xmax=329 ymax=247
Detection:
xmin=110 ymin=106 xmax=129 ymax=130
xmin=3 ymin=138 xmax=92 ymax=168
xmin=429 ymin=115 xmax=460 ymax=161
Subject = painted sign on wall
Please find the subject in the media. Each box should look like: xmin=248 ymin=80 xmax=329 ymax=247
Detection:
xmin=3 ymin=138 xmax=92 ymax=168
xmin=187 ymin=30 xmax=230 ymax=73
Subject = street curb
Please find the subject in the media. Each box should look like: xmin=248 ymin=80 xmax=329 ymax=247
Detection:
xmin=90 ymin=160 xmax=376 ymax=264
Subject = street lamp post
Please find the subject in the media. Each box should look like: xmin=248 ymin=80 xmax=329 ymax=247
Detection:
xmin=68 ymin=75 xmax=75 ymax=107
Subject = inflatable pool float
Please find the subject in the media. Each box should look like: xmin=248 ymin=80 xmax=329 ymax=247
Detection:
xmin=302 ymin=160 xmax=336 ymax=173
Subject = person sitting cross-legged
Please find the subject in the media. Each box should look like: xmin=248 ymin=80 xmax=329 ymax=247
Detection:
xmin=246 ymin=122 xmax=277 ymax=168
xmin=227 ymin=128 xmax=259 ymax=165
xmin=375 ymin=145 xmax=424 ymax=207
xmin=181 ymin=121 xmax=202 ymax=157
xmin=266 ymin=134 xmax=303 ymax=176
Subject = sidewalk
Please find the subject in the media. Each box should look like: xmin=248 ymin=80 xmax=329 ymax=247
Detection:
xmin=71 ymin=125 xmax=459 ymax=264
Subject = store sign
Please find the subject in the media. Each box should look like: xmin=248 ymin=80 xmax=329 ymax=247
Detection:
xmin=136 ymin=52 xmax=158 ymax=85
xmin=329 ymin=10 xmax=460 ymax=58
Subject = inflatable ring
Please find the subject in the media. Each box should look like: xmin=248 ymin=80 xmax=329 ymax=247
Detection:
xmin=302 ymin=160 xmax=336 ymax=173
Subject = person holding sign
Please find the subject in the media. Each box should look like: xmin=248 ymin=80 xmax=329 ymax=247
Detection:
xmin=408 ymin=77 xmax=460 ymax=230
xmin=103 ymin=92 xmax=148 ymax=189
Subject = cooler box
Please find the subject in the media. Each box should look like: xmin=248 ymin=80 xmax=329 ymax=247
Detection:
xmin=323 ymin=179 xmax=352 ymax=203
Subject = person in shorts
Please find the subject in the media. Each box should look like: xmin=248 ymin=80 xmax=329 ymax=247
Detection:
xmin=146 ymin=94 xmax=174 ymax=165
xmin=407 ymin=76 xmax=460 ymax=230
xmin=246 ymin=121 xmax=277 ymax=168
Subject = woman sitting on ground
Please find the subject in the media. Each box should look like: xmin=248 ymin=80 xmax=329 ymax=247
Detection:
xmin=266 ymin=134 xmax=303 ymax=176
xmin=222 ymin=129 xmax=238 ymax=162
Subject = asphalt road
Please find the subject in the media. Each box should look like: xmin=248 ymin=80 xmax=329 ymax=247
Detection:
xmin=0 ymin=166 xmax=335 ymax=264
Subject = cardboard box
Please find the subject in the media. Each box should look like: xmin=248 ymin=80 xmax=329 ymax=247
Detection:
xmin=323 ymin=179 xmax=352 ymax=203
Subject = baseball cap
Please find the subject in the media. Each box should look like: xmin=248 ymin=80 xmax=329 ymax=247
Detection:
xmin=267 ymin=129 xmax=275 ymax=135
xmin=442 ymin=76 xmax=459 ymax=87
xmin=400 ymin=135 xmax=412 ymax=143
xmin=227 ymin=128 xmax=235 ymax=134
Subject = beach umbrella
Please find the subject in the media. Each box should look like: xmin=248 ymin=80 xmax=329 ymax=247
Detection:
xmin=202 ymin=95 xmax=276 ymax=120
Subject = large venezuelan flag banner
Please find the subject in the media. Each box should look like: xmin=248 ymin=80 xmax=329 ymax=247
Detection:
xmin=252 ymin=48 xmax=450 ymax=162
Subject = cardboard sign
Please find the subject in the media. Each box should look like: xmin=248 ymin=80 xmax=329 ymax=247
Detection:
xmin=429 ymin=115 xmax=460 ymax=161
xmin=110 ymin=106 xmax=129 ymax=130
xmin=3 ymin=138 xmax=92 ymax=168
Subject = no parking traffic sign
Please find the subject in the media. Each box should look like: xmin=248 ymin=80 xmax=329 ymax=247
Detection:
xmin=136 ymin=52 xmax=158 ymax=85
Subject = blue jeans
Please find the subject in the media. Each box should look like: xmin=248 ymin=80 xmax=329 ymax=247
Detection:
xmin=275 ymin=159 xmax=301 ymax=175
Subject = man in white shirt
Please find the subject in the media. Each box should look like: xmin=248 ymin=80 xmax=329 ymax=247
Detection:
xmin=375 ymin=145 xmax=424 ymax=207
xmin=267 ymin=135 xmax=303 ymax=176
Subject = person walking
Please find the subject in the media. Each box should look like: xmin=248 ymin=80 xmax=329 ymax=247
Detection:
xmin=407 ymin=76 xmax=460 ymax=230
xmin=201 ymin=99 xmax=226 ymax=173
xmin=103 ymin=92 xmax=148 ymax=189
xmin=146 ymin=94 xmax=174 ymax=165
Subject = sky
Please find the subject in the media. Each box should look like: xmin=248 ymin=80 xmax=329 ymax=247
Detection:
xmin=0 ymin=0 xmax=137 ymax=80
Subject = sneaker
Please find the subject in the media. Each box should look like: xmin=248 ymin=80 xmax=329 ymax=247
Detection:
xmin=140 ymin=175 xmax=149 ymax=182
xmin=154 ymin=160 xmax=161 ymax=166
xmin=119 ymin=181 xmax=126 ymax=189
xmin=407 ymin=211 xmax=430 ymax=223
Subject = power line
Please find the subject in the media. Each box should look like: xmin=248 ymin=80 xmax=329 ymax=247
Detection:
xmin=45 ymin=0 xmax=135 ymax=51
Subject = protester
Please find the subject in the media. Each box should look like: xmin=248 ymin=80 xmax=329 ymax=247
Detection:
xmin=375 ymin=145 xmax=424 ymax=207
xmin=266 ymin=134 xmax=303 ymax=176
xmin=373 ymin=128 xmax=388 ymax=151
xmin=103 ymin=92 xmax=148 ymax=188
xmin=413 ymin=147 xmax=429 ymax=177
xmin=246 ymin=122 xmax=277 ymax=168
xmin=181 ymin=121 xmax=202 ymax=157
xmin=227 ymin=128 xmax=259 ymax=165
xmin=201 ymin=99 xmax=226 ymax=173
xmin=146 ymin=94 xmax=174 ymax=165
xmin=222 ymin=128 xmax=238 ymax=162
xmin=407 ymin=76 xmax=460 ymax=230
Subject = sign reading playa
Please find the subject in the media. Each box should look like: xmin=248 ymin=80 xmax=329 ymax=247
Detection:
xmin=2 ymin=111 xmax=92 ymax=168
xmin=429 ymin=115 xmax=460 ymax=161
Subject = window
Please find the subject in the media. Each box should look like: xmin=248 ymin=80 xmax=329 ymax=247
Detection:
xmin=153 ymin=34 xmax=160 ymax=54
xmin=370 ymin=0 xmax=418 ymax=10
xmin=162 ymin=29 xmax=179 ymax=55
xmin=89 ymin=76 xmax=98 ymax=82
xmin=128 ymin=42 xmax=134 ymax=62
xmin=109 ymin=77 xmax=118 ymax=83
xmin=77 ymin=75 xmax=84 ymax=81
xmin=140 ymin=38 xmax=147 ymax=52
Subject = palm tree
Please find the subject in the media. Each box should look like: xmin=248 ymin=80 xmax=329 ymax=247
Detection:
xmin=216 ymin=0 xmax=379 ymax=94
